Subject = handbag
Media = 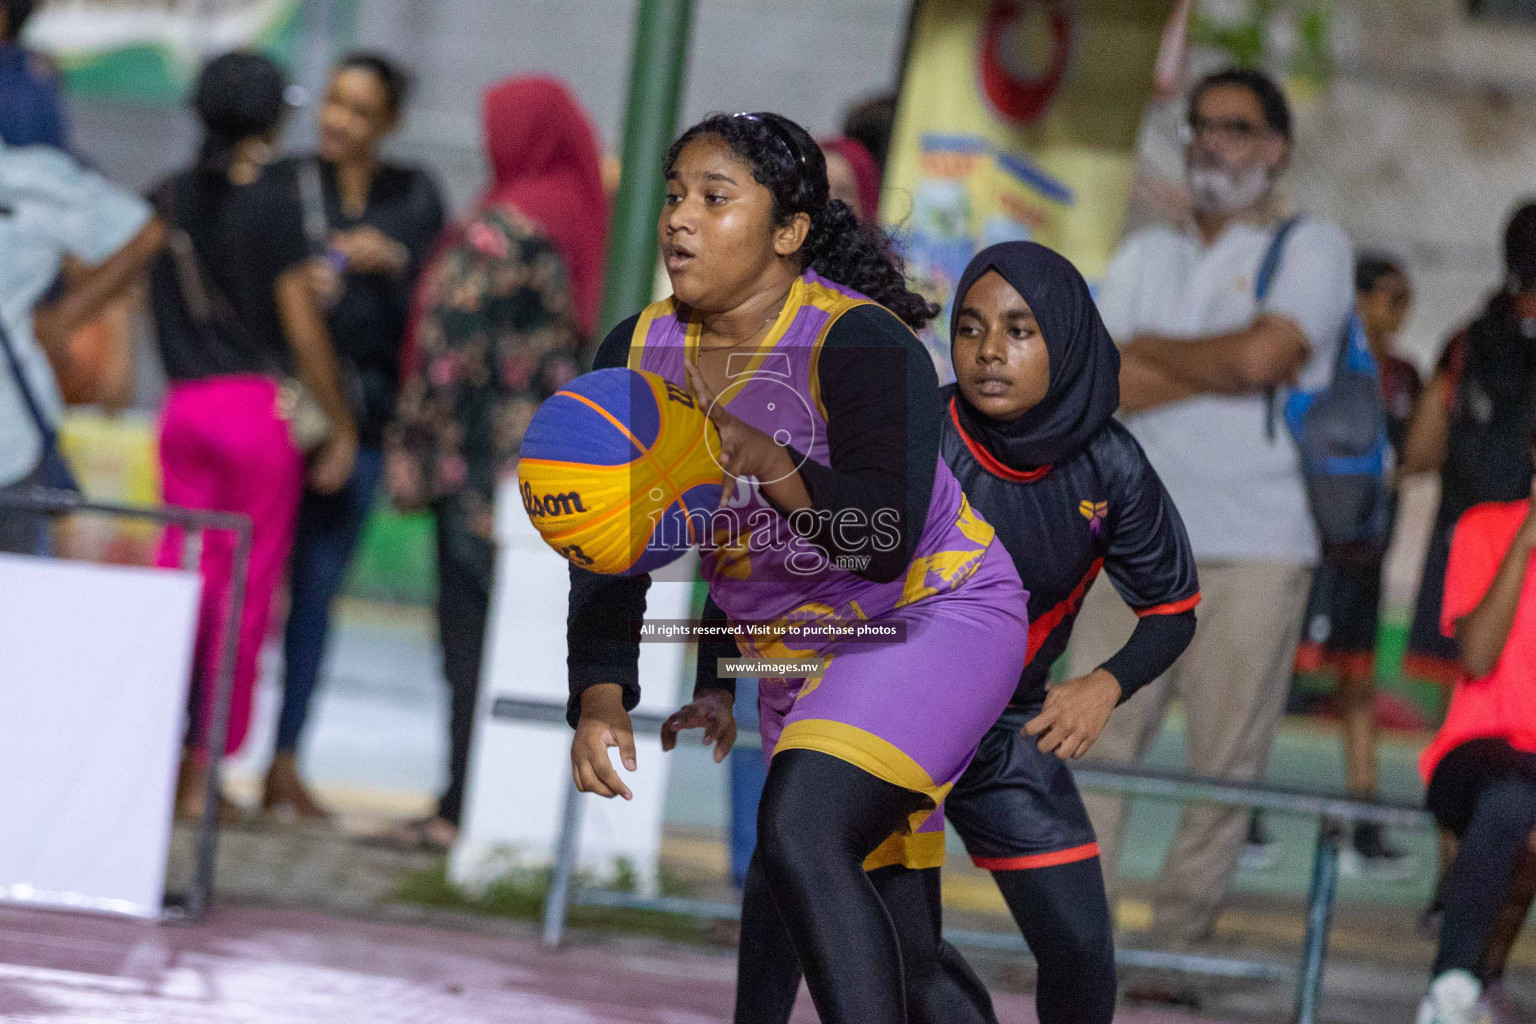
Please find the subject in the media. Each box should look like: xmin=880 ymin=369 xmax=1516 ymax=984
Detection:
xmin=0 ymin=313 xmax=80 ymax=494
xmin=154 ymin=180 xmax=336 ymax=455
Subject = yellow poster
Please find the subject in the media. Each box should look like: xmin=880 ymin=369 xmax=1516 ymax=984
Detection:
xmin=883 ymin=0 xmax=1179 ymax=376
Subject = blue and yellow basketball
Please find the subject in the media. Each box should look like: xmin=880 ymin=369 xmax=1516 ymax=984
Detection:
xmin=518 ymin=368 xmax=723 ymax=575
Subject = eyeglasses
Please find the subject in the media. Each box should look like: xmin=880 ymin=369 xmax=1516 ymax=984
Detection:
xmin=1181 ymin=115 xmax=1268 ymax=146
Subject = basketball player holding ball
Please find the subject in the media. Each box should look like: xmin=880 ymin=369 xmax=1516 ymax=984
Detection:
xmin=566 ymin=112 xmax=1029 ymax=1024
xmin=683 ymin=243 xmax=1200 ymax=1024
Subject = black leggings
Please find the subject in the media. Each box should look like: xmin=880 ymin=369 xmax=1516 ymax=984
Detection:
xmin=750 ymin=749 xmax=932 ymax=1023
xmin=735 ymin=857 xmax=998 ymax=1024
xmin=993 ymin=859 xmax=1117 ymax=1023
xmin=1428 ymin=739 xmax=1536 ymax=976
xmin=736 ymin=855 xmax=1115 ymax=1024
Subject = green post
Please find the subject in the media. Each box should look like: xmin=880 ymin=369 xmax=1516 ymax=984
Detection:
xmin=599 ymin=0 xmax=695 ymax=337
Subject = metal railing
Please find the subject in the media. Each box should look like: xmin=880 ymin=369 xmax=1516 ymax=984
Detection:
xmin=499 ymin=696 xmax=1434 ymax=1024
xmin=0 ymin=488 xmax=253 ymax=924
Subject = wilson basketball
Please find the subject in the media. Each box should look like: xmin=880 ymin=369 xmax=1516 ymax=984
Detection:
xmin=518 ymin=368 xmax=723 ymax=575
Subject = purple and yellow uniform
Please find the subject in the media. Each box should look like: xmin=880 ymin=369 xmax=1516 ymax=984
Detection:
xmin=568 ymin=270 xmax=1029 ymax=834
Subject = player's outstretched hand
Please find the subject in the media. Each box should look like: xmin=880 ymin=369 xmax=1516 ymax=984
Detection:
xmin=661 ymin=689 xmax=738 ymax=763
xmin=1024 ymin=668 xmax=1122 ymax=761
xmin=572 ymin=683 xmax=638 ymax=800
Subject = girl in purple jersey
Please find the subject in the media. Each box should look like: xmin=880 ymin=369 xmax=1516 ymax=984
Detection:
xmin=678 ymin=243 xmax=1200 ymax=1024
xmin=566 ymin=112 xmax=1028 ymax=1024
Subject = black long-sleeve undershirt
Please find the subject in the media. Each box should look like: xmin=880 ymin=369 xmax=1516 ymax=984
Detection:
xmin=1103 ymin=609 xmax=1195 ymax=703
xmin=567 ymin=302 xmax=940 ymax=726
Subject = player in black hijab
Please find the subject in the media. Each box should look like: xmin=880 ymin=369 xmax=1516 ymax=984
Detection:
xmin=679 ymin=242 xmax=1200 ymax=1023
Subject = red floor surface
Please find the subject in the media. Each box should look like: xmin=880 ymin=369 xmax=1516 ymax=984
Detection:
xmin=0 ymin=903 xmax=1206 ymax=1022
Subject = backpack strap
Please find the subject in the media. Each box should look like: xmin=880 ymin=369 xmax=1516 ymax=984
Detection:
xmin=296 ymin=158 xmax=331 ymax=258
xmin=0 ymin=314 xmax=57 ymax=450
xmin=1258 ymin=215 xmax=1302 ymax=441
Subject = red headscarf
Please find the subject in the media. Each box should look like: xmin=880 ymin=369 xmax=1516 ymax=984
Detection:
xmin=481 ymin=76 xmax=609 ymax=337
xmin=817 ymin=136 xmax=882 ymax=224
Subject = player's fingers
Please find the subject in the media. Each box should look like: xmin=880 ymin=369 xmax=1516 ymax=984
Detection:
xmin=1050 ymin=728 xmax=1081 ymax=760
xmin=685 ymin=360 xmax=719 ymax=418
xmin=660 ymin=716 xmax=681 ymax=752
xmin=590 ymin=748 xmax=631 ymax=801
xmin=1034 ymin=724 xmax=1063 ymax=754
xmin=1022 ymin=707 xmax=1056 ymax=736
xmin=576 ymin=759 xmax=613 ymax=799
xmin=615 ymin=724 xmax=639 ymax=777
xmin=715 ymin=723 xmax=738 ymax=762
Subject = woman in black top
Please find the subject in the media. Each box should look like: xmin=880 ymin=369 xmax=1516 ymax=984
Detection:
xmin=266 ymin=53 xmax=445 ymax=819
xmin=148 ymin=53 xmax=356 ymax=821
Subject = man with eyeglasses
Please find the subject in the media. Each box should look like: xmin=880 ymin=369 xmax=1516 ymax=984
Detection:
xmin=1068 ymin=67 xmax=1356 ymax=961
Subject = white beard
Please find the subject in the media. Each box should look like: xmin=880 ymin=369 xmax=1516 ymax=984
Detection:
xmin=1187 ymin=163 xmax=1269 ymax=216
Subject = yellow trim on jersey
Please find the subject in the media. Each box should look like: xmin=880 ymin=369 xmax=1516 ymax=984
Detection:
xmin=626 ymin=296 xmax=677 ymax=370
xmin=773 ymin=718 xmax=950 ymax=832
xmin=863 ymin=830 xmax=947 ymax=872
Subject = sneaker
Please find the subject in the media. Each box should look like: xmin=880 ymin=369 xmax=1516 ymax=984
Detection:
xmin=1415 ymin=970 xmax=1490 ymax=1024
xmin=1341 ymin=822 xmax=1419 ymax=882
xmin=1241 ymin=811 xmax=1282 ymax=872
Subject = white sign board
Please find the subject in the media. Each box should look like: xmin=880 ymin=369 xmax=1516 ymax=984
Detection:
xmin=450 ymin=478 xmax=694 ymax=892
xmin=0 ymin=554 xmax=200 ymax=919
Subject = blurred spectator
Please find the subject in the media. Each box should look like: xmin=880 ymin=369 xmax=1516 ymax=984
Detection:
xmin=1400 ymin=202 xmax=1536 ymax=690
xmin=146 ymin=52 xmax=356 ymax=821
xmin=1414 ymin=441 xmax=1536 ymax=1024
xmin=379 ymin=75 xmax=605 ymax=853
xmin=1073 ymin=67 xmax=1355 ymax=951
xmin=1291 ymin=253 xmax=1420 ymax=880
xmin=818 ymin=136 xmax=880 ymax=223
xmin=265 ymin=52 xmax=445 ymax=822
xmin=841 ymin=91 xmax=897 ymax=175
xmin=0 ymin=0 xmax=66 ymax=148
xmin=0 ymin=140 xmax=162 ymax=553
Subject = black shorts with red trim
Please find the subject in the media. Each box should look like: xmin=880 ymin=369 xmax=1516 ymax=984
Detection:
xmin=946 ymin=706 xmax=1100 ymax=871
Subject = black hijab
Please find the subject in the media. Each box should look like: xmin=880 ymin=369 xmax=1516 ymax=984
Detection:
xmin=948 ymin=241 xmax=1121 ymax=470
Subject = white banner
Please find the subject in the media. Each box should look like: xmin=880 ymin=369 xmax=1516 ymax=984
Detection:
xmin=450 ymin=478 xmax=693 ymax=893
xmin=0 ymin=554 xmax=200 ymax=919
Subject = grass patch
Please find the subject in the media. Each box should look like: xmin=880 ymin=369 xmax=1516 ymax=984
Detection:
xmin=393 ymin=863 xmax=724 ymax=946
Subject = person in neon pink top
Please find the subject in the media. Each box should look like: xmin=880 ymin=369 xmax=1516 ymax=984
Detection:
xmin=1416 ymin=441 xmax=1536 ymax=1024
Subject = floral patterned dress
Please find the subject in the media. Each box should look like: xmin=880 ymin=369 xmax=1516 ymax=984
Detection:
xmin=389 ymin=206 xmax=581 ymax=541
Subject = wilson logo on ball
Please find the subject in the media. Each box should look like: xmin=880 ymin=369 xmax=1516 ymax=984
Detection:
xmin=522 ymin=482 xmax=588 ymax=518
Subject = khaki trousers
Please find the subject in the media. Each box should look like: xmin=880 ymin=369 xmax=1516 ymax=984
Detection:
xmin=1071 ymin=559 xmax=1313 ymax=945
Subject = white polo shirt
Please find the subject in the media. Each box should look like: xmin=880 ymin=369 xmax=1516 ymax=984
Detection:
xmin=0 ymin=143 xmax=151 ymax=486
xmin=1096 ymin=216 xmax=1355 ymax=566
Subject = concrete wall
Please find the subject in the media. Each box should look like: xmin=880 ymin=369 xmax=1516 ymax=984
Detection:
xmin=1138 ymin=0 xmax=1536 ymax=372
xmin=69 ymin=0 xmax=909 ymax=215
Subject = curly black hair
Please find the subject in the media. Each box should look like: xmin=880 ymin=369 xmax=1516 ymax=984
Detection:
xmin=664 ymin=111 xmax=938 ymax=331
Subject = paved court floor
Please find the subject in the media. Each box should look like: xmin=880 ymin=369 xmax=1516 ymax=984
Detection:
xmin=0 ymin=904 xmax=1212 ymax=1024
